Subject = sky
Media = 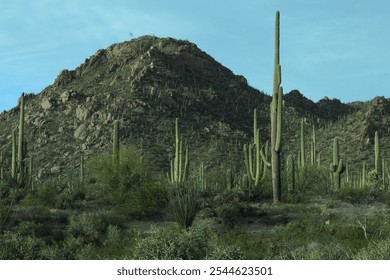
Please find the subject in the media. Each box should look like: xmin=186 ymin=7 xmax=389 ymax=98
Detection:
xmin=1 ymin=0 xmax=389 ymax=112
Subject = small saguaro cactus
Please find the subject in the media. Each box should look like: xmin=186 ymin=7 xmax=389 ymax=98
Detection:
xmin=80 ymin=155 xmax=85 ymax=183
xmin=226 ymin=168 xmax=233 ymax=190
xmin=242 ymin=174 xmax=249 ymax=192
xmin=167 ymin=118 xmax=189 ymax=185
xmin=300 ymin=119 xmax=305 ymax=168
xmin=12 ymin=129 xmax=17 ymax=179
xmin=374 ymin=131 xmax=381 ymax=176
xmin=361 ymin=161 xmax=367 ymax=188
xmin=310 ymin=125 xmax=317 ymax=166
xmin=198 ymin=162 xmax=206 ymax=190
xmin=113 ymin=120 xmax=120 ymax=162
xmin=329 ymin=137 xmax=345 ymax=189
xmin=286 ymin=155 xmax=296 ymax=192
xmin=270 ymin=11 xmax=283 ymax=202
xmin=0 ymin=150 xmax=3 ymax=180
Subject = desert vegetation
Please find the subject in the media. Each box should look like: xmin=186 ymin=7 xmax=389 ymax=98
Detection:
xmin=0 ymin=12 xmax=389 ymax=260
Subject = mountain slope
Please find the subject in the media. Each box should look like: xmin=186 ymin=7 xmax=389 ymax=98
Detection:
xmin=0 ymin=36 xmax=389 ymax=181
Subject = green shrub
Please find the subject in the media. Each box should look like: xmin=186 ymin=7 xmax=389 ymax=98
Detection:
xmin=133 ymin=221 xmax=241 ymax=260
xmin=0 ymin=231 xmax=45 ymax=259
xmin=67 ymin=211 xmax=110 ymax=244
xmin=88 ymin=146 xmax=162 ymax=217
xmin=213 ymin=189 xmax=249 ymax=228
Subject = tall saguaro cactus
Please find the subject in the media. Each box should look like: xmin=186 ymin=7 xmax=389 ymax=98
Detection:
xmin=17 ymin=93 xmax=25 ymax=179
xmin=167 ymin=118 xmax=189 ymax=185
xmin=329 ymin=137 xmax=345 ymax=189
xmin=270 ymin=11 xmax=283 ymax=202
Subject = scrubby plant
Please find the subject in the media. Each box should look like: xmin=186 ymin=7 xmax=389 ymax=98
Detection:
xmin=133 ymin=221 xmax=241 ymax=260
xmin=0 ymin=230 xmax=45 ymax=259
xmin=88 ymin=145 xmax=162 ymax=217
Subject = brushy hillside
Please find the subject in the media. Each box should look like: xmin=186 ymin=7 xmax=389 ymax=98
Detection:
xmin=0 ymin=36 xmax=388 ymax=182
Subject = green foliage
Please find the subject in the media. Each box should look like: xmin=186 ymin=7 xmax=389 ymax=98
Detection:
xmin=88 ymin=145 xmax=162 ymax=217
xmin=213 ymin=189 xmax=249 ymax=228
xmin=133 ymin=221 xmax=242 ymax=260
xmin=0 ymin=230 xmax=45 ymax=259
xmin=22 ymin=178 xmax=85 ymax=209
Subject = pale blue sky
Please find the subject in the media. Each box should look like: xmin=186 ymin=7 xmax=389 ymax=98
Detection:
xmin=1 ymin=0 xmax=389 ymax=112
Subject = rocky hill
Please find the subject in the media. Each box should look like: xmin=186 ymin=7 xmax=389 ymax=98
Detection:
xmin=0 ymin=36 xmax=389 ymax=181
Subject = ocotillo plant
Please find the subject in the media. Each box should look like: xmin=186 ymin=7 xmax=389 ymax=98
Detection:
xmin=17 ymin=93 xmax=25 ymax=180
xmin=113 ymin=120 xmax=120 ymax=162
xmin=270 ymin=11 xmax=283 ymax=202
xmin=329 ymin=137 xmax=345 ymax=189
xmin=167 ymin=118 xmax=189 ymax=185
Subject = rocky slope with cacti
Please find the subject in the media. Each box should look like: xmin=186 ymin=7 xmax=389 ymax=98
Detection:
xmin=0 ymin=35 xmax=389 ymax=183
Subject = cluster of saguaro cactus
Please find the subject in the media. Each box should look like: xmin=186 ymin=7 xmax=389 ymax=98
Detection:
xmin=329 ymin=137 xmax=345 ymax=189
xmin=243 ymin=109 xmax=269 ymax=187
xmin=270 ymin=11 xmax=283 ymax=202
xmin=167 ymin=118 xmax=189 ymax=185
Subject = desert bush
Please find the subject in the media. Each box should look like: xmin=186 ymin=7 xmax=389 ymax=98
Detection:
xmin=87 ymin=146 xmax=162 ymax=217
xmin=133 ymin=221 xmax=241 ymax=260
xmin=0 ymin=230 xmax=45 ymax=259
xmin=67 ymin=211 xmax=111 ymax=244
xmin=212 ymin=189 xmax=250 ymax=228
